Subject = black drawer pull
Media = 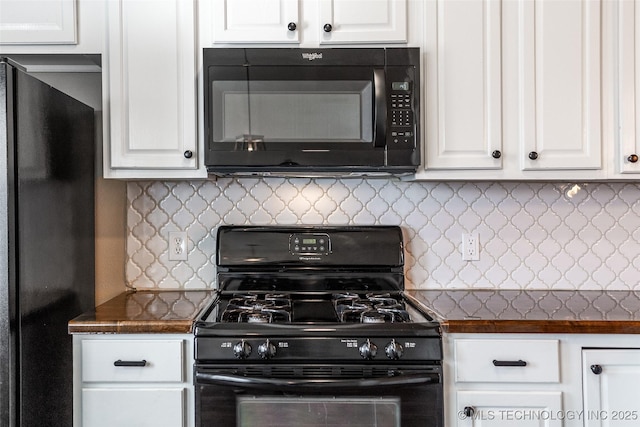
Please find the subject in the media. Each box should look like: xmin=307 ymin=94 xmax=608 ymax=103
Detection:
xmin=114 ymin=359 xmax=147 ymax=367
xmin=493 ymin=359 xmax=527 ymax=367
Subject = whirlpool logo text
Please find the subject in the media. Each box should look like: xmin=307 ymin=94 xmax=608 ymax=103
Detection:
xmin=302 ymin=53 xmax=323 ymax=61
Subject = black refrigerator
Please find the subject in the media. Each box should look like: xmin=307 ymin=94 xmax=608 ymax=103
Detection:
xmin=0 ymin=59 xmax=95 ymax=426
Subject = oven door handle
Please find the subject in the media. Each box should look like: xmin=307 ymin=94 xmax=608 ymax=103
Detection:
xmin=195 ymin=371 xmax=438 ymax=389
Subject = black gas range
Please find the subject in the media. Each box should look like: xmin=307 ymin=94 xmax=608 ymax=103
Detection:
xmin=194 ymin=225 xmax=443 ymax=427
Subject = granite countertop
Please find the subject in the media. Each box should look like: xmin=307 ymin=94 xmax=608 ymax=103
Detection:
xmin=70 ymin=288 xmax=640 ymax=335
xmin=406 ymin=289 xmax=640 ymax=334
xmin=68 ymin=290 xmax=214 ymax=334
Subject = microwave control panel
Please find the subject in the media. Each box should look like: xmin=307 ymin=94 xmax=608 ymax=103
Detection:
xmin=387 ymin=68 xmax=416 ymax=147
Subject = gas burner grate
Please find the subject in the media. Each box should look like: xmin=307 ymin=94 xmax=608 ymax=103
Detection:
xmin=333 ymin=292 xmax=411 ymax=323
xmin=220 ymin=293 xmax=292 ymax=323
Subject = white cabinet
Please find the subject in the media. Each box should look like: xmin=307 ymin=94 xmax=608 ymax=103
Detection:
xmin=454 ymin=339 xmax=560 ymax=383
xmin=615 ymin=0 xmax=640 ymax=175
xmin=582 ymin=349 xmax=640 ymax=427
xmin=82 ymin=388 xmax=185 ymax=427
xmin=203 ymin=0 xmax=408 ymax=46
xmin=0 ymin=0 xmax=103 ymax=54
xmin=209 ymin=0 xmax=300 ymax=44
xmin=446 ymin=333 xmax=640 ymax=427
xmin=317 ymin=0 xmax=407 ymax=45
xmin=515 ymin=0 xmax=602 ymax=172
xmin=104 ymin=0 xmax=205 ymax=179
xmin=423 ymin=0 xmax=502 ymax=171
xmin=448 ymin=337 xmax=563 ymax=427
xmin=73 ymin=334 xmax=195 ymax=427
xmin=456 ymin=391 xmax=563 ymax=427
xmin=418 ymin=0 xmax=605 ymax=180
xmin=0 ymin=0 xmax=77 ymax=44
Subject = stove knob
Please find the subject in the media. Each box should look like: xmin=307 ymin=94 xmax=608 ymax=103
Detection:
xmin=385 ymin=339 xmax=404 ymax=360
xmin=258 ymin=340 xmax=277 ymax=359
xmin=359 ymin=339 xmax=378 ymax=360
xmin=233 ymin=340 xmax=252 ymax=359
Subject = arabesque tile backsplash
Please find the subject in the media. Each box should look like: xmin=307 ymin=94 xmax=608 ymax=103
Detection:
xmin=127 ymin=179 xmax=640 ymax=291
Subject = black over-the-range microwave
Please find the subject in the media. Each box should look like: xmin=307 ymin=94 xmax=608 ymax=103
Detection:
xmin=203 ymin=47 xmax=420 ymax=177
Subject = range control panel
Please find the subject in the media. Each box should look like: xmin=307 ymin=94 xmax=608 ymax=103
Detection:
xmin=289 ymin=233 xmax=331 ymax=256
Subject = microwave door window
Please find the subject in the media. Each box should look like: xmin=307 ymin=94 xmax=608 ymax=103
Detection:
xmin=211 ymin=81 xmax=373 ymax=144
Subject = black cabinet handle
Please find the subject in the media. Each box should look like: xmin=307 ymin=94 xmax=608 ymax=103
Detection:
xmin=323 ymin=23 xmax=333 ymax=32
xmin=287 ymin=22 xmax=297 ymax=31
xmin=463 ymin=406 xmax=475 ymax=417
xmin=493 ymin=359 xmax=527 ymax=367
xmin=528 ymin=151 xmax=538 ymax=160
xmin=590 ymin=364 xmax=603 ymax=375
xmin=114 ymin=359 xmax=147 ymax=367
xmin=491 ymin=150 xmax=501 ymax=159
xmin=628 ymin=154 xmax=639 ymax=163
xmin=184 ymin=150 xmax=193 ymax=159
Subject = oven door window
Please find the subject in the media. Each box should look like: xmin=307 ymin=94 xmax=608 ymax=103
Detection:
xmin=237 ymin=397 xmax=400 ymax=427
xmin=211 ymin=80 xmax=373 ymax=144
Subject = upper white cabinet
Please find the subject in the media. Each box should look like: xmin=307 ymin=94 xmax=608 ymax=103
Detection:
xmin=418 ymin=0 xmax=605 ymax=180
xmin=203 ymin=0 xmax=408 ymax=46
xmin=210 ymin=0 xmax=300 ymax=44
xmin=423 ymin=0 xmax=502 ymax=171
xmin=104 ymin=0 xmax=205 ymax=179
xmin=0 ymin=0 xmax=77 ymax=44
xmin=615 ymin=0 xmax=640 ymax=175
xmin=318 ymin=0 xmax=407 ymax=44
xmin=516 ymin=0 xmax=602 ymax=171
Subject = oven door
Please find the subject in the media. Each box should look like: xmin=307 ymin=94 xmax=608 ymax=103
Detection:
xmin=195 ymin=364 xmax=442 ymax=427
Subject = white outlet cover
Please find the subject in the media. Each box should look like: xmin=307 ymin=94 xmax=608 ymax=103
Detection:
xmin=169 ymin=231 xmax=188 ymax=261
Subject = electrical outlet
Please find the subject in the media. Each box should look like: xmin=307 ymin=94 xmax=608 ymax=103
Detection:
xmin=169 ymin=231 xmax=188 ymax=261
xmin=462 ymin=233 xmax=479 ymax=261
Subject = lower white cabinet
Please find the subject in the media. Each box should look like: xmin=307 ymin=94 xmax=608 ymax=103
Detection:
xmin=456 ymin=391 xmax=563 ymax=427
xmin=449 ymin=337 xmax=563 ymax=427
xmin=73 ymin=334 xmax=194 ymax=427
xmin=582 ymin=349 xmax=640 ymax=427
xmin=445 ymin=334 xmax=640 ymax=427
xmin=82 ymin=388 xmax=185 ymax=427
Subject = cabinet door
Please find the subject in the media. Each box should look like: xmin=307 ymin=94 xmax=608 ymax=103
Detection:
xmin=583 ymin=349 xmax=640 ymax=427
xmin=617 ymin=0 xmax=640 ymax=174
xmin=318 ymin=0 xmax=407 ymax=44
xmin=105 ymin=0 xmax=198 ymax=173
xmin=456 ymin=391 xmax=563 ymax=427
xmin=424 ymin=0 xmax=502 ymax=170
xmin=82 ymin=388 xmax=185 ymax=427
xmin=517 ymin=0 xmax=602 ymax=171
xmin=0 ymin=0 xmax=76 ymax=44
xmin=210 ymin=0 xmax=300 ymax=44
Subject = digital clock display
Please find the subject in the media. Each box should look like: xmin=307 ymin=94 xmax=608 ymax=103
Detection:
xmin=302 ymin=238 xmax=317 ymax=245
xmin=392 ymin=81 xmax=410 ymax=91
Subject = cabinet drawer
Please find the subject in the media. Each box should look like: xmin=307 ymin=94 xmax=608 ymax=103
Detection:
xmin=82 ymin=339 xmax=184 ymax=383
xmin=82 ymin=388 xmax=185 ymax=427
xmin=455 ymin=339 xmax=559 ymax=383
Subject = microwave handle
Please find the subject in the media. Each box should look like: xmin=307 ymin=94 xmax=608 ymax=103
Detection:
xmin=373 ymin=68 xmax=387 ymax=148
